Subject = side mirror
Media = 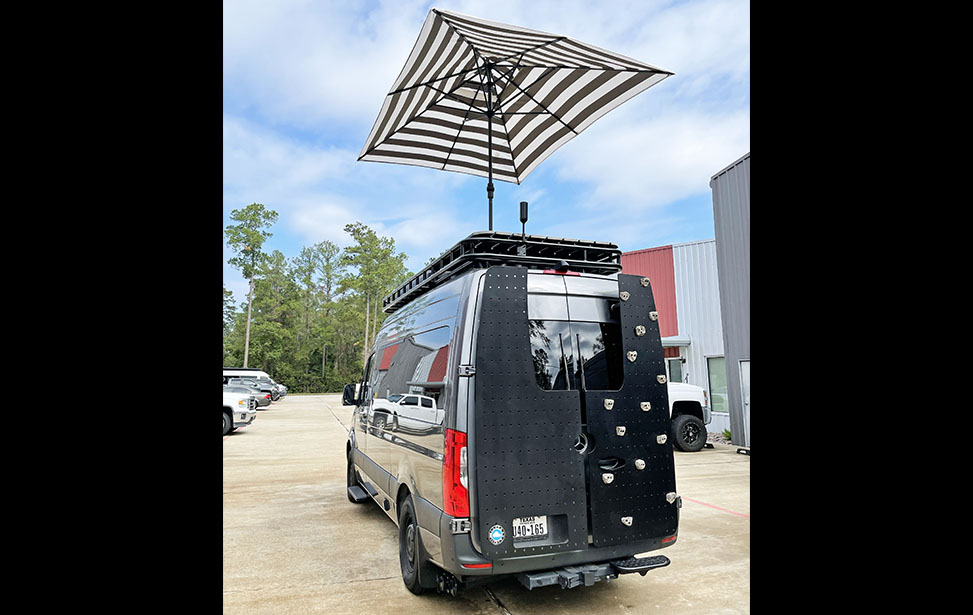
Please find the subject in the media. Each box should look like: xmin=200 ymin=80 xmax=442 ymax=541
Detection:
xmin=342 ymin=383 xmax=358 ymax=406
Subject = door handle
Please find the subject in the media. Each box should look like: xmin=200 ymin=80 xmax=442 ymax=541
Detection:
xmin=598 ymin=457 xmax=626 ymax=471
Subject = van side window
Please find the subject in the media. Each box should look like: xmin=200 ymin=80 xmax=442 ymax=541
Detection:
xmin=371 ymin=326 xmax=450 ymax=405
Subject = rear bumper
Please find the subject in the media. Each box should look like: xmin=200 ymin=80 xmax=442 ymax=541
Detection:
xmin=437 ymin=509 xmax=678 ymax=579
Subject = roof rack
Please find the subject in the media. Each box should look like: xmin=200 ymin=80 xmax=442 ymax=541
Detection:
xmin=383 ymin=231 xmax=622 ymax=314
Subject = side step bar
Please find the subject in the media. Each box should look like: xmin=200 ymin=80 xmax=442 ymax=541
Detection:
xmin=347 ymin=485 xmax=370 ymax=503
xmin=517 ymin=556 xmax=670 ymax=590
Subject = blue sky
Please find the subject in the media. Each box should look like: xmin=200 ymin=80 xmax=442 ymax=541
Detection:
xmin=223 ymin=0 xmax=750 ymax=303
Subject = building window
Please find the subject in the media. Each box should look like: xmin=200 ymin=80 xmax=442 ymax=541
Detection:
xmin=707 ymin=356 xmax=728 ymax=413
xmin=667 ymin=358 xmax=683 ymax=383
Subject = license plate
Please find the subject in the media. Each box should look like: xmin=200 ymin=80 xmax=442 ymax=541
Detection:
xmin=512 ymin=515 xmax=548 ymax=541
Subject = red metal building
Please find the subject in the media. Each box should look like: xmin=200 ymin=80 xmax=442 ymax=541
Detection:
xmin=621 ymin=246 xmax=680 ymax=359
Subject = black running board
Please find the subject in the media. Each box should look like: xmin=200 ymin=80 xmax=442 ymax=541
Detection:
xmin=517 ymin=556 xmax=670 ymax=590
xmin=347 ymin=485 xmax=370 ymax=503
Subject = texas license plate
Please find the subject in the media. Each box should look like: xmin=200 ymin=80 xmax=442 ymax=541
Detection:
xmin=512 ymin=515 xmax=548 ymax=541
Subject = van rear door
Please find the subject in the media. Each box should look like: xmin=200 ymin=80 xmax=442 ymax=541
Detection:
xmin=470 ymin=266 xmax=677 ymax=560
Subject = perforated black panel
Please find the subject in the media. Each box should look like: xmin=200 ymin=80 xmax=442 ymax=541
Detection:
xmin=472 ymin=268 xmax=678 ymax=559
xmin=473 ymin=267 xmax=589 ymax=559
xmin=584 ymin=274 xmax=677 ymax=546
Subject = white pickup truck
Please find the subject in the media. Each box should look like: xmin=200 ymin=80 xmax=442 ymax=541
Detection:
xmin=667 ymin=382 xmax=711 ymax=452
xmin=223 ymin=392 xmax=257 ymax=436
xmin=368 ymin=386 xmax=710 ymax=450
xmin=370 ymin=393 xmax=444 ymax=434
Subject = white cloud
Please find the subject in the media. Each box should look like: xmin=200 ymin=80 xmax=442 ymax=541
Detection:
xmin=553 ymin=106 xmax=750 ymax=209
xmin=223 ymin=0 xmax=749 ymax=293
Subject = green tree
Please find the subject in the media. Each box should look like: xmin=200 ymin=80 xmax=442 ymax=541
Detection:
xmin=340 ymin=223 xmax=410 ymax=364
xmin=291 ymin=241 xmax=345 ymax=389
xmin=224 ymin=203 xmax=279 ymax=367
xmin=223 ymin=285 xmax=237 ymax=363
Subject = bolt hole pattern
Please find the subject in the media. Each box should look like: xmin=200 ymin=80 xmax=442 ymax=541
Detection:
xmin=473 ymin=268 xmax=677 ymax=555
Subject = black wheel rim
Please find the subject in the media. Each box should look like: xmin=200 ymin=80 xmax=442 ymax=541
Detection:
xmin=682 ymin=422 xmax=700 ymax=444
xmin=406 ymin=523 xmax=416 ymax=563
xmin=401 ymin=509 xmax=417 ymax=575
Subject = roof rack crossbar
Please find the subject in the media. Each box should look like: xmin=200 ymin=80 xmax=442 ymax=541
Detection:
xmin=382 ymin=231 xmax=622 ymax=314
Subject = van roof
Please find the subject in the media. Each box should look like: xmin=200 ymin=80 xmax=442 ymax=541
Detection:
xmin=383 ymin=231 xmax=622 ymax=314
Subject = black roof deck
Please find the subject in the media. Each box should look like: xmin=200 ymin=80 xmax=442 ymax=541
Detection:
xmin=382 ymin=231 xmax=622 ymax=314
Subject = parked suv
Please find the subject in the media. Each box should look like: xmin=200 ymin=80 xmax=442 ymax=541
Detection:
xmin=342 ymin=233 xmax=681 ymax=595
xmin=223 ymin=392 xmax=257 ymax=436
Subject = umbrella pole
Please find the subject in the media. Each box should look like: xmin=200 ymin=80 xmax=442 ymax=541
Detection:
xmin=486 ymin=61 xmax=494 ymax=231
xmin=487 ymin=115 xmax=494 ymax=231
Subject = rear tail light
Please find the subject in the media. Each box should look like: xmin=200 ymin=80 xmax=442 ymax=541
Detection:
xmin=443 ymin=429 xmax=469 ymax=517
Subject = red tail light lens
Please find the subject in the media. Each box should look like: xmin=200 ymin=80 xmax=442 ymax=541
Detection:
xmin=443 ymin=429 xmax=469 ymax=517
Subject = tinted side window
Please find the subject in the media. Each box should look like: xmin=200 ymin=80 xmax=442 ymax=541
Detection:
xmin=421 ymin=398 xmax=433 ymax=408
xmin=528 ymin=320 xmax=624 ymax=391
xmin=402 ymin=396 xmax=418 ymax=406
xmin=573 ymin=321 xmax=624 ymax=391
xmin=529 ymin=320 xmax=575 ymax=390
xmin=371 ymin=326 xmax=450 ymax=407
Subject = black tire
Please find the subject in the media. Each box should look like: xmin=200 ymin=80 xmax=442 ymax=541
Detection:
xmin=398 ymin=496 xmax=427 ymax=595
xmin=671 ymin=414 xmax=706 ymax=452
xmin=347 ymin=448 xmax=364 ymax=504
xmin=373 ymin=414 xmax=387 ymax=431
xmin=223 ymin=411 xmax=231 ymax=436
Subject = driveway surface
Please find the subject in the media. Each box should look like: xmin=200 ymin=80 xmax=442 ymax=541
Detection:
xmin=223 ymin=394 xmax=750 ymax=614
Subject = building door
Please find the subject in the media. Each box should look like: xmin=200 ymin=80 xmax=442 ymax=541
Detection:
xmin=740 ymin=360 xmax=750 ymax=446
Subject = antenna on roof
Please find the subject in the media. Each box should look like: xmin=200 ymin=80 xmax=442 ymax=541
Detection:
xmin=518 ymin=201 xmax=528 ymax=256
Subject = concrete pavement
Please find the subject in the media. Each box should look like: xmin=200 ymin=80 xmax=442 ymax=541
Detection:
xmin=223 ymin=394 xmax=750 ymax=614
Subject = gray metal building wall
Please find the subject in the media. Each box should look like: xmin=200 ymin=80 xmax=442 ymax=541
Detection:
xmin=671 ymin=239 xmax=729 ymax=433
xmin=711 ymin=153 xmax=751 ymax=448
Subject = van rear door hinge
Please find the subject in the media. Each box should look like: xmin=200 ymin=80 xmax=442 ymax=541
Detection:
xmin=458 ymin=365 xmax=476 ymax=377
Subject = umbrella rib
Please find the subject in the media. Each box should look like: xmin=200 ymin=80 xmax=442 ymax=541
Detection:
xmin=422 ymin=82 xmax=490 ymax=116
xmin=440 ymin=67 xmax=487 ymax=170
xmin=492 ymin=65 xmax=577 ymax=135
xmin=487 ymin=60 xmax=523 ymax=182
xmin=490 ymin=36 xmax=566 ymax=68
xmin=386 ymin=65 xmax=481 ymax=96
xmin=358 ymin=88 xmax=457 ymax=161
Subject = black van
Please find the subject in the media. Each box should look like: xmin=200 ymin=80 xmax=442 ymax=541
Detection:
xmin=343 ymin=232 xmax=680 ymax=594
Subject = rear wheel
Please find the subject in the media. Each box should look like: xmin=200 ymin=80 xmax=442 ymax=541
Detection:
xmin=398 ymin=496 xmax=426 ymax=594
xmin=671 ymin=414 xmax=706 ymax=452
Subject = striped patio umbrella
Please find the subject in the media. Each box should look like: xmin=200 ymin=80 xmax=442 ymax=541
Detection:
xmin=358 ymin=8 xmax=672 ymax=229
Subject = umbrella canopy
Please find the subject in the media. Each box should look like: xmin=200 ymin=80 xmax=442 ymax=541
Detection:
xmin=359 ymin=8 xmax=672 ymax=228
